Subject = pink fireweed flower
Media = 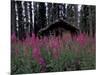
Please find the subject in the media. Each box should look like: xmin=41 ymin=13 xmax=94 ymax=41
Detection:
xmin=52 ymin=48 xmax=59 ymax=59
xmin=48 ymin=37 xmax=61 ymax=59
xmin=30 ymin=35 xmax=36 ymax=46
xmin=11 ymin=33 xmax=17 ymax=43
xmin=62 ymin=33 xmax=71 ymax=42
xmin=39 ymin=57 xmax=45 ymax=65
xmin=25 ymin=34 xmax=40 ymax=48
xmin=48 ymin=37 xmax=61 ymax=50
xmin=42 ymin=36 xmax=49 ymax=44
xmin=23 ymin=46 xmax=29 ymax=56
xmin=75 ymin=33 xmax=87 ymax=46
xmin=32 ymin=47 xmax=41 ymax=57
xmin=32 ymin=47 xmax=42 ymax=64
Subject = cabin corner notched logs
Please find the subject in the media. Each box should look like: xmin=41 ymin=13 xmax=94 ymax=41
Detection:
xmin=38 ymin=19 xmax=80 ymax=37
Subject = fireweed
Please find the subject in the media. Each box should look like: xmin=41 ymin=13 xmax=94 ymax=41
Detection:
xmin=11 ymin=33 xmax=95 ymax=59
xmin=11 ymin=33 xmax=96 ymax=73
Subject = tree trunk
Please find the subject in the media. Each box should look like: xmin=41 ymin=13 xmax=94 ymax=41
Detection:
xmin=89 ymin=7 xmax=93 ymax=37
xmin=16 ymin=1 xmax=24 ymax=40
xmin=29 ymin=2 xmax=33 ymax=37
xmin=11 ymin=0 xmax=16 ymax=35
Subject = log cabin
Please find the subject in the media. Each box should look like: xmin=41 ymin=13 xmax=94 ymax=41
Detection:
xmin=38 ymin=19 xmax=80 ymax=38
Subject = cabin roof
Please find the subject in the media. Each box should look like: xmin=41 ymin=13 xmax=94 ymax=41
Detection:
xmin=39 ymin=18 xmax=79 ymax=33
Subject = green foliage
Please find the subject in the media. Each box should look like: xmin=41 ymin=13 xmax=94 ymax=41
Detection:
xmin=79 ymin=50 xmax=96 ymax=70
xmin=57 ymin=50 xmax=78 ymax=71
xmin=11 ymin=46 xmax=41 ymax=74
xmin=41 ymin=48 xmax=53 ymax=64
xmin=40 ymin=48 xmax=54 ymax=72
xmin=11 ymin=45 xmax=95 ymax=74
xmin=31 ymin=60 xmax=41 ymax=73
xmin=11 ymin=47 xmax=31 ymax=74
